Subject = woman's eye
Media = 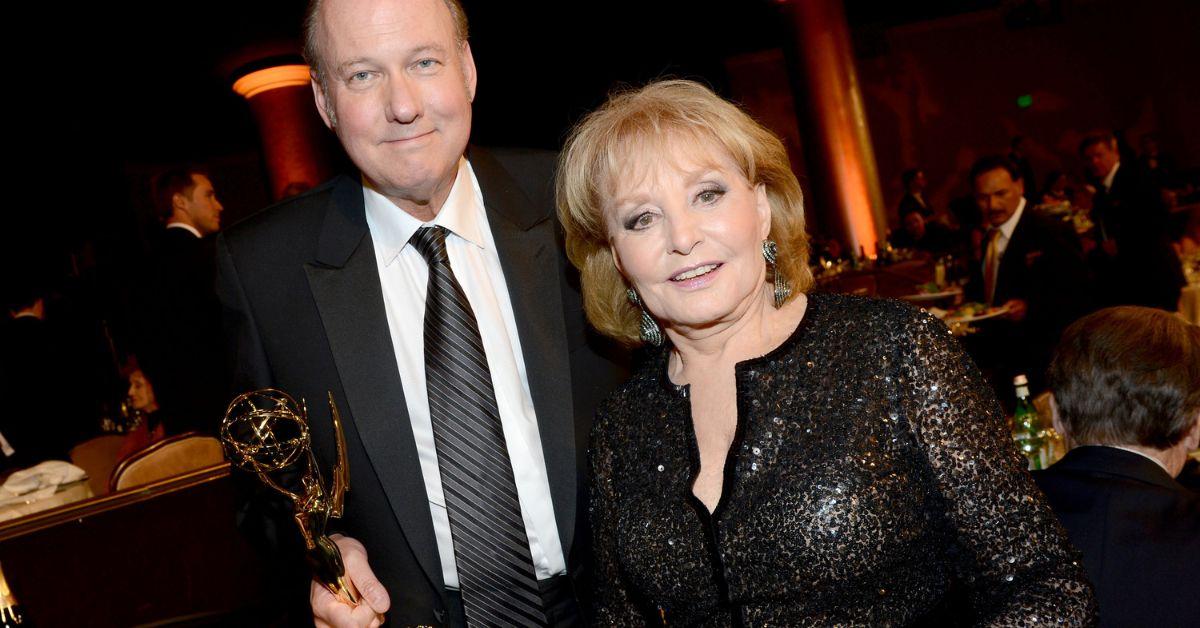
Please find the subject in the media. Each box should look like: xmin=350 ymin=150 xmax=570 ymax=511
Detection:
xmin=625 ymin=212 xmax=656 ymax=230
xmin=696 ymin=187 xmax=725 ymax=204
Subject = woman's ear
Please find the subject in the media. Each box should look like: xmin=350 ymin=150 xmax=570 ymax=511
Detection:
xmin=756 ymin=184 xmax=772 ymax=240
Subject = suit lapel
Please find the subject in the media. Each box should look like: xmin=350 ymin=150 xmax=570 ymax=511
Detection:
xmin=303 ymin=176 xmax=444 ymax=591
xmin=469 ymin=148 xmax=580 ymax=558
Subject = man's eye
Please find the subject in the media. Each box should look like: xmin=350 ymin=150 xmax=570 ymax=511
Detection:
xmin=350 ymin=71 xmax=371 ymax=82
xmin=415 ymin=59 xmax=439 ymax=70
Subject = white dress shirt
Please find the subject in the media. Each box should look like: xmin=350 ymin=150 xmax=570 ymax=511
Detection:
xmin=363 ymin=158 xmax=566 ymax=589
xmin=165 ymin=221 xmax=203 ymax=238
xmin=1101 ymin=161 xmax=1120 ymax=192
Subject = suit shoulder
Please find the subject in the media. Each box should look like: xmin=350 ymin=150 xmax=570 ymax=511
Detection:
xmin=220 ymin=177 xmax=342 ymax=255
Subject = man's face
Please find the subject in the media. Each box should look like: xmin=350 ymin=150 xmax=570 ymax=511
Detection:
xmin=178 ymin=174 xmax=223 ymax=236
xmin=974 ymin=168 xmax=1024 ymax=228
xmin=312 ymin=0 xmax=476 ymax=215
xmin=1083 ymin=140 xmax=1120 ymax=179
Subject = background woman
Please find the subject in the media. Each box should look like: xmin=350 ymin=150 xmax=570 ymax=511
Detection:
xmin=557 ymin=80 xmax=1096 ymax=625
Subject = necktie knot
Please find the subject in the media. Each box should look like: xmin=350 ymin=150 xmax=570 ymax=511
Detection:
xmin=411 ymin=226 xmax=450 ymax=265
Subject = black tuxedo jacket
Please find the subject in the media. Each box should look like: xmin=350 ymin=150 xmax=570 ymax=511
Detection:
xmin=216 ymin=147 xmax=626 ymax=625
xmin=137 ymin=226 xmax=226 ymax=435
xmin=1090 ymin=164 xmax=1185 ymax=310
xmin=965 ymin=209 xmax=1095 ymax=385
xmin=1033 ymin=447 xmax=1200 ymax=628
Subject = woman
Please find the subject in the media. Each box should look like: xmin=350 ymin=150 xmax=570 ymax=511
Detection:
xmin=557 ymin=80 xmax=1096 ymax=625
xmin=116 ymin=364 xmax=167 ymax=462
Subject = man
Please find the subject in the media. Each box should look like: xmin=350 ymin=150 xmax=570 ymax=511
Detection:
xmin=1034 ymin=307 xmax=1200 ymax=627
xmin=0 ymin=279 xmax=79 ymax=468
xmin=1081 ymin=131 xmax=1185 ymax=311
xmin=216 ymin=0 xmax=624 ymax=626
xmin=897 ymin=168 xmax=933 ymax=220
xmin=137 ymin=167 xmax=227 ymax=436
xmin=888 ymin=208 xmax=959 ymax=257
xmin=964 ymin=155 xmax=1093 ymax=396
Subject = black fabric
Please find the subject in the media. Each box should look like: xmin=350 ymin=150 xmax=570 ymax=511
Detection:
xmin=1033 ymin=447 xmax=1200 ymax=628
xmin=216 ymin=147 xmax=627 ymax=625
xmin=0 ymin=316 xmax=79 ymax=467
xmin=1089 ymin=164 xmax=1185 ymax=310
xmin=411 ymin=226 xmax=546 ymax=626
xmin=135 ymin=227 xmax=227 ymax=435
xmin=589 ymin=294 xmax=1096 ymax=625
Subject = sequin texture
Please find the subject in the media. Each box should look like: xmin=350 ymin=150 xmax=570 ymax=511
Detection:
xmin=588 ymin=293 xmax=1096 ymax=626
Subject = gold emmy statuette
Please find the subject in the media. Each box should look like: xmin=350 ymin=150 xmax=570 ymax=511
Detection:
xmin=220 ymin=389 xmax=359 ymax=606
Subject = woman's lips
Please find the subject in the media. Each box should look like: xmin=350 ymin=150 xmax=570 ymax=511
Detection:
xmin=669 ymin=262 xmax=723 ymax=287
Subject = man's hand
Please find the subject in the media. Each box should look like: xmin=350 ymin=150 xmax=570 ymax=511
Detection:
xmin=312 ymin=534 xmax=390 ymax=628
xmin=1003 ymin=299 xmax=1028 ymax=322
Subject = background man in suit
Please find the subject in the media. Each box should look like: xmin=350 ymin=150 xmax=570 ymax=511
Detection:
xmin=217 ymin=0 xmax=624 ymax=625
xmin=964 ymin=155 xmax=1094 ymax=397
xmin=1034 ymin=306 xmax=1200 ymax=628
xmin=136 ymin=167 xmax=227 ymax=435
xmin=1081 ymin=132 xmax=1185 ymax=311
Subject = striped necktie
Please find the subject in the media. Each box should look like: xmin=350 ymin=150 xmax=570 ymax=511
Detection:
xmin=410 ymin=226 xmax=548 ymax=627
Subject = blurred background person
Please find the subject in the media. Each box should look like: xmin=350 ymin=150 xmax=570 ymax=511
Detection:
xmin=134 ymin=167 xmax=228 ymax=436
xmin=1034 ymin=306 xmax=1200 ymax=628
xmin=0 ymin=275 xmax=82 ymax=469
xmin=889 ymin=207 xmax=960 ymax=257
xmin=115 ymin=362 xmax=167 ymax=462
xmin=963 ymin=155 xmax=1095 ymax=397
xmin=897 ymin=167 xmax=934 ymax=219
xmin=1081 ymin=131 xmax=1185 ymax=311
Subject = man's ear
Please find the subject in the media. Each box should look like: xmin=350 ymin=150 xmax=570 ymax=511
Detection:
xmin=1049 ymin=394 xmax=1072 ymax=448
xmin=1182 ymin=413 xmax=1200 ymax=452
xmin=312 ymin=73 xmax=335 ymax=130
xmin=460 ymin=42 xmax=477 ymax=103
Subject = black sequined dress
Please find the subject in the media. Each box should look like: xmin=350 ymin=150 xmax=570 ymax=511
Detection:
xmin=589 ymin=293 xmax=1096 ymax=626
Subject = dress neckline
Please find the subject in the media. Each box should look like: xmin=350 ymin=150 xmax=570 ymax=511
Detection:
xmin=656 ymin=292 xmax=820 ymax=395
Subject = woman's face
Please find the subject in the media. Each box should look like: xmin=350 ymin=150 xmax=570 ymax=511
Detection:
xmin=604 ymin=143 xmax=772 ymax=334
xmin=127 ymin=369 xmax=157 ymax=412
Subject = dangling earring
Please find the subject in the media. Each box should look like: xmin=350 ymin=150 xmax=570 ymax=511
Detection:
xmin=627 ymin=288 xmax=663 ymax=347
xmin=762 ymin=239 xmax=792 ymax=309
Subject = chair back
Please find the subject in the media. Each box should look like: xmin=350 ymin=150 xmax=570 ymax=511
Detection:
xmin=109 ymin=433 xmax=225 ymax=492
xmin=70 ymin=435 xmax=126 ymax=496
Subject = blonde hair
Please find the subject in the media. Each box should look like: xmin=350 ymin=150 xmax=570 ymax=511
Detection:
xmin=556 ymin=79 xmax=813 ymax=346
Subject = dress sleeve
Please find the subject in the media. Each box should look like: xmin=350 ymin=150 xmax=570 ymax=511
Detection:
xmin=897 ymin=308 xmax=1097 ymax=626
xmin=588 ymin=405 xmax=649 ymax=626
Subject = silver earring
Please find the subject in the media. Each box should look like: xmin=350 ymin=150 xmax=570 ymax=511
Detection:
xmin=627 ymin=288 xmax=663 ymax=347
xmin=762 ymin=239 xmax=792 ymax=309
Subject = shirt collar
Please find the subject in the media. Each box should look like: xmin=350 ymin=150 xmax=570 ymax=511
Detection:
xmin=165 ymin=222 xmax=203 ymax=239
xmin=363 ymin=158 xmax=488 ymax=267
xmin=1102 ymin=161 xmax=1120 ymax=191
xmin=995 ymin=196 xmax=1026 ymax=241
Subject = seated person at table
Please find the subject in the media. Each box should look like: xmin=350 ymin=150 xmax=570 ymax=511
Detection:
xmin=0 ymin=277 xmax=77 ymax=469
xmin=963 ymin=155 xmax=1094 ymax=394
xmin=115 ymin=363 xmax=167 ymax=462
xmin=1034 ymin=306 xmax=1200 ymax=628
xmin=889 ymin=207 xmax=959 ymax=257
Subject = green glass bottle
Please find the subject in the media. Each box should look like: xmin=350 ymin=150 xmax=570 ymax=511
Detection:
xmin=1011 ymin=374 xmax=1045 ymax=470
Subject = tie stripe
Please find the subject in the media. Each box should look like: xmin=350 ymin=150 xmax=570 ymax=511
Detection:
xmin=410 ymin=226 xmax=548 ymax=627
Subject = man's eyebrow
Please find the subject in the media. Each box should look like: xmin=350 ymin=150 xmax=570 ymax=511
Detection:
xmin=335 ymin=57 xmax=374 ymax=73
xmin=334 ymin=44 xmax=449 ymax=74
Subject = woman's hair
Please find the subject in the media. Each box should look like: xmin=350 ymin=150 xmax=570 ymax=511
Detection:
xmin=556 ymin=79 xmax=813 ymax=346
xmin=1048 ymin=306 xmax=1200 ymax=449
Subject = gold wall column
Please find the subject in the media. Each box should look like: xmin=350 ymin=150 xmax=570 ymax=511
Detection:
xmin=233 ymin=64 xmax=332 ymax=202
xmin=776 ymin=0 xmax=886 ymax=256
